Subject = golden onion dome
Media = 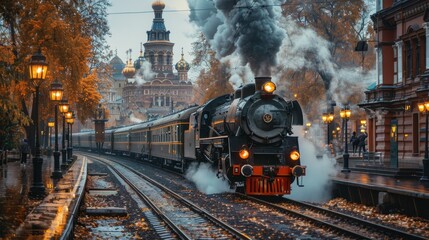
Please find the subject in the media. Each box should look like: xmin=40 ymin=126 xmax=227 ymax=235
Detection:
xmin=175 ymin=50 xmax=190 ymax=72
xmin=122 ymin=59 xmax=136 ymax=78
xmin=152 ymin=0 xmax=165 ymax=10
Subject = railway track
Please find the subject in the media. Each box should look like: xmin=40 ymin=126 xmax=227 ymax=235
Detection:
xmin=87 ymin=154 xmax=250 ymax=240
xmin=79 ymin=151 xmax=428 ymax=239
xmin=237 ymin=194 xmax=427 ymax=240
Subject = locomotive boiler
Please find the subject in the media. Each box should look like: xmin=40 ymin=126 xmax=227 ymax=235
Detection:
xmin=184 ymin=77 xmax=305 ymax=195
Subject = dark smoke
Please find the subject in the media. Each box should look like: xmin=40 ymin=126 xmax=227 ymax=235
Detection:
xmin=188 ymin=0 xmax=285 ymax=76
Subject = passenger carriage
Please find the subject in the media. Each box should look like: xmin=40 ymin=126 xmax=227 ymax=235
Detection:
xmin=112 ymin=125 xmax=134 ymax=155
xmin=148 ymin=106 xmax=198 ymax=171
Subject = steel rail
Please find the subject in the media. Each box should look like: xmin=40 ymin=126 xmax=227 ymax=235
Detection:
xmin=237 ymin=193 xmax=426 ymax=240
xmin=88 ymin=154 xmax=250 ymax=240
xmin=91 ymin=157 xmax=190 ymax=240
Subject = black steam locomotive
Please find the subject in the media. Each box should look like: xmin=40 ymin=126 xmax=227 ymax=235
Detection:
xmin=74 ymin=77 xmax=306 ymax=195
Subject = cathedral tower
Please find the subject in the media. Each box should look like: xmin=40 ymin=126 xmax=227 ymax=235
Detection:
xmin=144 ymin=0 xmax=174 ymax=77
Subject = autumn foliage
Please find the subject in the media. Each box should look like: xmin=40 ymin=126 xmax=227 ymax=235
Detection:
xmin=191 ymin=34 xmax=234 ymax=103
xmin=0 ymin=0 xmax=110 ymax=149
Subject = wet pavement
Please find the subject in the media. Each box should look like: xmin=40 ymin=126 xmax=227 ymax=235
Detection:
xmin=332 ymin=171 xmax=429 ymax=198
xmin=0 ymin=154 xmax=68 ymax=238
xmin=333 ymin=156 xmax=429 ymax=198
xmin=0 ymin=156 xmax=55 ymax=238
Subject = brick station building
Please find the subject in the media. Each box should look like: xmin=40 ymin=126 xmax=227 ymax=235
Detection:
xmin=359 ymin=0 xmax=429 ymax=166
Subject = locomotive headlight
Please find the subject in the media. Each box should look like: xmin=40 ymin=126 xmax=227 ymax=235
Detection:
xmin=239 ymin=148 xmax=250 ymax=160
xmin=290 ymin=150 xmax=300 ymax=161
xmin=262 ymin=81 xmax=276 ymax=94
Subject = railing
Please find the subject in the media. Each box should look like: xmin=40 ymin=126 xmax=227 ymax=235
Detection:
xmin=363 ymin=151 xmax=383 ymax=164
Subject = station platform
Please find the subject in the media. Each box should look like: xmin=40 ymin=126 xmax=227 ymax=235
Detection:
xmin=332 ymin=155 xmax=429 ymax=219
xmin=0 ymin=153 xmax=87 ymax=239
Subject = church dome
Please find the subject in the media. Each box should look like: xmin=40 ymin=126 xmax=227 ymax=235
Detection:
xmin=109 ymin=55 xmax=125 ymax=72
xmin=175 ymin=50 xmax=190 ymax=72
xmin=122 ymin=49 xmax=136 ymax=78
xmin=109 ymin=52 xmax=126 ymax=80
xmin=122 ymin=59 xmax=136 ymax=79
xmin=152 ymin=0 xmax=165 ymax=10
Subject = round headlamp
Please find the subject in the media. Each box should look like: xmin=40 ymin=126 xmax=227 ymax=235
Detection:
xmin=239 ymin=148 xmax=250 ymax=160
xmin=290 ymin=150 xmax=300 ymax=161
xmin=262 ymin=81 xmax=276 ymax=94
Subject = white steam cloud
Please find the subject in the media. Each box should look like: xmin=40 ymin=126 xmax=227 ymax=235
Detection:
xmin=131 ymin=61 xmax=155 ymax=85
xmin=275 ymin=17 xmax=375 ymax=105
xmin=276 ymin=18 xmax=334 ymax=74
xmin=289 ymin=125 xmax=337 ymax=202
xmin=185 ymin=162 xmax=232 ymax=194
xmin=220 ymin=53 xmax=254 ymax=88
xmin=129 ymin=113 xmax=144 ymax=123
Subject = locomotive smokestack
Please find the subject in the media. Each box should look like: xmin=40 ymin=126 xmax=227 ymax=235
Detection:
xmin=255 ymin=77 xmax=272 ymax=92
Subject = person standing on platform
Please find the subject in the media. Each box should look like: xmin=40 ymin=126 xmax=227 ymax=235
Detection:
xmin=358 ymin=132 xmax=367 ymax=157
xmin=350 ymin=131 xmax=358 ymax=155
xmin=20 ymin=139 xmax=30 ymax=165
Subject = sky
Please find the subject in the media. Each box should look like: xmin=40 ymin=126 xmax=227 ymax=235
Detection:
xmin=107 ymin=0 xmax=196 ymax=68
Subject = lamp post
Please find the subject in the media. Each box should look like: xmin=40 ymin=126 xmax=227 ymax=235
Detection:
xmin=65 ymin=111 xmax=73 ymax=162
xmin=418 ymin=102 xmax=429 ymax=181
xmin=28 ymin=49 xmax=48 ymax=198
xmin=322 ymin=112 xmax=334 ymax=146
xmin=66 ymin=115 xmax=74 ymax=161
xmin=59 ymin=100 xmax=69 ymax=169
xmin=340 ymin=106 xmax=352 ymax=172
xmin=47 ymin=118 xmax=54 ymax=157
xmin=49 ymin=80 xmax=64 ymax=178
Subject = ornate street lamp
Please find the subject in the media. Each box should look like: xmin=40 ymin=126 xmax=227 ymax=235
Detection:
xmin=58 ymin=99 xmax=69 ymax=169
xmin=322 ymin=112 xmax=334 ymax=146
xmin=28 ymin=49 xmax=48 ymax=198
xmin=66 ymin=115 xmax=75 ymax=161
xmin=47 ymin=118 xmax=54 ymax=157
xmin=340 ymin=106 xmax=352 ymax=172
xmin=65 ymin=111 xmax=73 ymax=161
xmin=49 ymin=80 xmax=63 ymax=178
xmin=418 ymin=101 xmax=429 ymax=181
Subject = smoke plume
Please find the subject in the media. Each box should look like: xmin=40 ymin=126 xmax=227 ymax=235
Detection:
xmin=133 ymin=61 xmax=155 ymax=85
xmin=185 ymin=162 xmax=232 ymax=194
xmin=188 ymin=0 xmax=286 ymax=76
xmin=290 ymin=125 xmax=336 ymax=202
xmin=275 ymin=18 xmax=374 ymax=106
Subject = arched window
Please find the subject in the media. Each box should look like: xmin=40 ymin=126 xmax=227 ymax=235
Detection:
xmin=158 ymin=53 xmax=164 ymax=65
xmin=415 ymin=39 xmax=420 ymax=75
xmin=406 ymin=41 xmax=412 ymax=79
xmin=149 ymin=53 xmax=155 ymax=65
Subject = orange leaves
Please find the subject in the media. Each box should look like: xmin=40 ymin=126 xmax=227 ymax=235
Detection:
xmin=0 ymin=45 xmax=15 ymax=65
xmin=74 ymin=71 xmax=102 ymax=121
xmin=12 ymin=0 xmax=106 ymax=119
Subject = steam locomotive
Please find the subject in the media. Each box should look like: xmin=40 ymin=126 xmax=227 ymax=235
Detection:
xmin=73 ymin=77 xmax=306 ymax=195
